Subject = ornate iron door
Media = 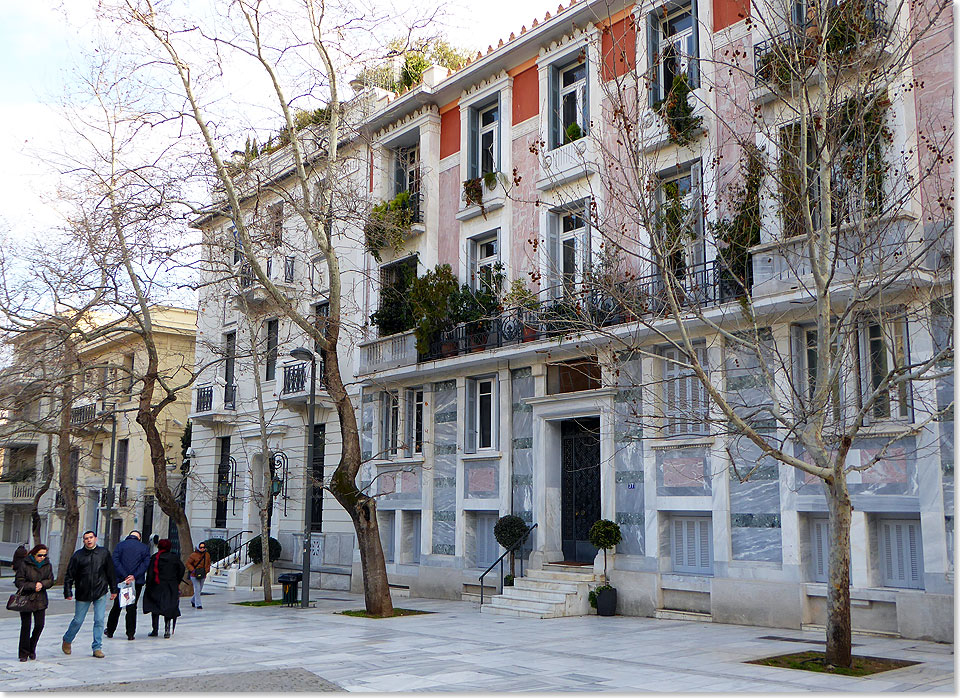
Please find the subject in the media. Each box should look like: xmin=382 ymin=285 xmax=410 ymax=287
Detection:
xmin=561 ymin=418 xmax=601 ymax=562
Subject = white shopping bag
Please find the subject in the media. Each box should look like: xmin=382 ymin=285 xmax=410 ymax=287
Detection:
xmin=118 ymin=580 xmax=135 ymax=608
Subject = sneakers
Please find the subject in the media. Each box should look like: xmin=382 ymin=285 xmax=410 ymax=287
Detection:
xmin=61 ymin=641 xmax=71 ymax=655
xmin=92 ymin=650 xmax=105 ymax=658
xmin=196 ymin=605 xmax=203 ymax=609
xmin=104 ymin=632 xmax=113 ymax=639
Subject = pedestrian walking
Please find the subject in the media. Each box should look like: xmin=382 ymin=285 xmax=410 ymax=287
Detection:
xmin=12 ymin=543 xmax=27 ymax=575
xmin=185 ymin=542 xmax=211 ymax=610
xmin=105 ymin=530 xmax=150 ymax=640
xmin=13 ymin=544 xmax=53 ymax=661
xmin=61 ymin=531 xmax=118 ymax=659
xmin=142 ymin=539 xmax=185 ymax=639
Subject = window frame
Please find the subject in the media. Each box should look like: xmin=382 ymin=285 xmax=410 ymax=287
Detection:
xmin=265 ymin=318 xmax=279 ymax=382
xmin=646 ymin=0 xmax=701 ymax=107
xmin=381 ymin=390 xmax=400 ymax=459
xmin=661 ymin=345 xmax=709 ymax=436
xmin=794 ymin=324 xmax=844 ymax=424
xmin=477 ymin=102 xmax=500 ymax=176
xmin=268 ymin=202 xmax=284 ymax=247
xmin=549 ymin=49 xmax=591 ymax=150
xmin=404 ymin=388 xmax=425 ymax=457
xmin=394 ymin=145 xmax=420 ymax=197
xmin=545 ymin=200 xmax=591 ymax=299
xmin=465 ymin=376 xmax=499 ymax=453
xmin=469 ymin=230 xmax=500 ymax=294
xmin=858 ymin=317 xmax=912 ymax=422
xmin=655 ymin=161 xmax=704 ymax=280
xmin=877 ymin=517 xmax=924 ymax=589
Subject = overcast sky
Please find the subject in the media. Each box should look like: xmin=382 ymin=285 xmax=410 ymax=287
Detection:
xmin=0 ymin=1 xmax=557 ymax=246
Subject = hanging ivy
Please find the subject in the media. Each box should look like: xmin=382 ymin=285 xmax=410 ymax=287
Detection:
xmin=364 ymin=190 xmax=416 ymax=262
xmin=711 ymin=146 xmax=763 ymax=295
xmin=654 ymin=74 xmax=703 ymax=146
xmin=658 ymin=180 xmax=693 ymax=276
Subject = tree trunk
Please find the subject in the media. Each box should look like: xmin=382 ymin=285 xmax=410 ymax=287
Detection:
xmin=824 ymin=473 xmax=853 ymax=667
xmin=259 ymin=504 xmax=273 ymax=601
xmin=31 ymin=445 xmax=53 ymax=546
xmin=55 ymin=348 xmax=79 ymax=584
xmin=323 ymin=348 xmax=393 ymax=616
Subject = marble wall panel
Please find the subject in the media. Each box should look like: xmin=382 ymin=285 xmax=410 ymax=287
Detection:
xmin=511 ymin=367 xmax=534 ymax=522
xmin=615 ymin=368 xmax=645 ymax=555
xmin=657 ymin=446 xmax=711 ymax=496
xmin=464 ymin=459 xmax=499 ymax=499
xmin=728 ymin=437 xmax=782 ymax=561
xmin=432 ymin=380 xmax=458 ymax=555
xmin=793 ymin=436 xmax=921 ymax=500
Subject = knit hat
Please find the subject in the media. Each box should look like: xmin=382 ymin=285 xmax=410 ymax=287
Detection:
xmin=157 ymin=539 xmax=172 ymax=553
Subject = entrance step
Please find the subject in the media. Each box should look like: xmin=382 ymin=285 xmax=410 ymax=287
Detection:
xmin=801 ymin=623 xmax=900 ymax=638
xmin=461 ymin=582 xmax=498 ymax=603
xmin=655 ymin=608 xmax=712 ymax=622
xmin=480 ymin=567 xmax=596 ymax=619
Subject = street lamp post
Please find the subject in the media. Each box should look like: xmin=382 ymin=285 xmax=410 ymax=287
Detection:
xmin=290 ymin=347 xmax=317 ymax=608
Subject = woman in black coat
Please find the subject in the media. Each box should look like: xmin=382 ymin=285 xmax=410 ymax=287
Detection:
xmin=14 ymin=544 xmax=54 ymax=661
xmin=142 ymin=539 xmax=185 ymax=638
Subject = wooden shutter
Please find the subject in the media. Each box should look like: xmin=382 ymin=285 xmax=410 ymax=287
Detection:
xmin=469 ymin=108 xmax=480 ymax=179
xmin=404 ymin=390 xmax=415 ymax=458
xmin=811 ymin=518 xmax=828 ymax=582
xmin=790 ymin=325 xmax=807 ymax=412
xmin=381 ymin=511 xmax=395 ymax=563
xmin=410 ymin=512 xmax=422 ymax=564
xmin=465 ymin=379 xmax=478 ymax=453
xmin=581 ymin=47 xmax=591 ymax=135
xmin=582 ymin=199 xmax=593 ymax=275
xmin=394 ymin=150 xmax=405 ymax=194
xmin=663 ymin=348 xmax=679 ymax=435
xmin=689 ymin=160 xmax=705 ymax=267
xmin=880 ymin=519 xmax=923 ymax=589
xmin=647 ymin=12 xmax=660 ymax=107
xmin=546 ymin=214 xmax=562 ymax=299
xmin=496 ymin=95 xmax=502 ymax=172
xmin=689 ymin=0 xmax=701 ymax=88
xmin=550 ymin=64 xmax=561 ymax=149
xmin=674 ymin=516 xmax=712 ymax=574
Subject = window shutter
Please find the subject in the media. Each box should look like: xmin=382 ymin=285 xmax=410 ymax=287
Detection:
xmin=880 ymin=519 xmax=924 ymax=589
xmin=465 ymin=379 xmax=478 ymax=453
xmin=546 ymin=214 xmax=562 ymax=299
xmin=690 ymin=160 xmax=705 ymax=267
xmin=689 ymin=0 xmax=701 ymax=88
xmin=646 ymin=12 xmax=660 ymax=108
xmin=663 ymin=349 xmax=677 ymax=435
xmin=492 ymin=378 xmax=500 ymax=450
xmin=689 ymin=346 xmax=708 ymax=433
xmin=812 ymin=520 xmax=827 ymax=581
xmin=907 ymin=522 xmax=920 ymax=585
xmin=496 ymin=95 xmax=502 ymax=172
xmin=550 ymin=65 xmax=561 ymax=149
xmin=404 ymin=390 xmax=415 ymax=458
xmin=698 ymin=518 xmax=711 ymax=570
xmin=394 ymin=150 xmax=405 ymax=194
xmin=581 ymin=48 xmax=591 ymax=135
xmin=582 ymin=199 xmax=593 ymax=274
xmin=469 ymin=108 xmax=480 ymax=179
xmin=674 ymin=519 xmax=684 ymax=567
xmin=466 ymin=238 xmax=476 ymax=289
xmin=790 ymin=325 xmax=807 ymax=412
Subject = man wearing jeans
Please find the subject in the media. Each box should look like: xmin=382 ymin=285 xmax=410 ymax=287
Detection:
xmin=62 ymin=531 xmax=118 ymax=659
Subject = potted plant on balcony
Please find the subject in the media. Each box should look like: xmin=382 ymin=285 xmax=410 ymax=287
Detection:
xmin=463 ymin=177 xmax=484 ymax=208
xmin=502 ymin=279 xmax=540 ymax=342
xmin=364 ymin=190 xmax=416 ymax=262
xmin=409 ymin=264 xmax=460 ymax=356
xmin=564 ymin=121 xmax=583 ymax=144
xmin=587 ymin=519 xmax=622 ymax=617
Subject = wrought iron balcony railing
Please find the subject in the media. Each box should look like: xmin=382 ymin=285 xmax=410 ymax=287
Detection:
xmin=70 ymin=403 xmax=97 ymax=427
xmin=196 ymin=385 xmax=214 ymax=412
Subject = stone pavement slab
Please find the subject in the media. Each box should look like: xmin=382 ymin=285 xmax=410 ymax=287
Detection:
xmin=0 ymin=583 xmax=952 ymax=692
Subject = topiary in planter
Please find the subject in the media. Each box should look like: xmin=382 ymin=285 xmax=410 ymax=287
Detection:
xmin=246 ymin=535 xmax=282 ymax=565
xmin=494 ymin=514 xmax=529 ymax=577
xmin=588 ymin=519 xmax=622 ymax=582
xmin=202 ymin=538 xmax=230 ymax=563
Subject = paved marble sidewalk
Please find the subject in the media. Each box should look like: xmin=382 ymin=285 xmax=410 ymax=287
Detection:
xmin=0 ymin=584 xmax=952 ymax=693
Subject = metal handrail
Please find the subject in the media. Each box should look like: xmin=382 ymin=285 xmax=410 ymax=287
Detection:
xmin=479 ymin=523 xmax=537 ymax=606
xmin=213 ymin=529 xmax=254 ymax=570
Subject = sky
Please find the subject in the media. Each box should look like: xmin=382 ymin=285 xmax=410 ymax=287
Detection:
xmin=0 ymin=1 xmax=558 ymax=248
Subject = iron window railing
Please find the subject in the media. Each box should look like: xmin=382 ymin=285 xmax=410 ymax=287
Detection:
xmin=196 ymin=386 xmax=214 ymax=412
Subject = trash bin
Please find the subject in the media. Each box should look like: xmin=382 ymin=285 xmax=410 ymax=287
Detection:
xmin=278 ymin=572 xmax=302 ymax=607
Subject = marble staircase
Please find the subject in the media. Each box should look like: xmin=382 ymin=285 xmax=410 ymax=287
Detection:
xmin=480 ymin=564 xmax=599 ymax=618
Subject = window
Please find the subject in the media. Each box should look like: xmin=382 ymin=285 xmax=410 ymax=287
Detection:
xmin=466 ymin=377 xmax=497 ymax=452
xmin=373 ymin=257 xmax=417 ymax=337
xmin=469 ymin=232 xmax=500 ymax=294
xmin=661 ymin=345 xmax=708 ymax=435
xmin=672 ymin=516 xmax=712 ymax=574
xmin=231 ymin=227 xmax=241 ymax=265
xmin=314 ymin=301 xmax=330 ymax=353
xmin=656 ymin=164 xmax=704 ymax=279
xmin=405 ymin=388 xmax=424 ymax=456
xmin=860 ymin=318 xmax=910 ymax=420
xmin=381 ymin=391 xmax=399 ymax=458
xmin=284 ymin=256 xmax=295 ymax=283
xmin=469 ymin=100 xmax=501 ymax=178
xmin=809 ymin=517 xmax=830 ymax=582
xmin=647 ymin=1 xmax=700 ymax=106
xmin=545 ymin=203 xmax=590 ymax=298
xmin=310 ymin=424 xmax=325 ymax=532
xmin=265 ymin=319 xmax=279 ymax=382
xmin=405 ymin=511 xmax=422 ymax=564
xmin=550 ymin=52 xmax=590 ymax=149
xmin=268 ymin=202 xmax=283 ymax=246
xmin=878 ymin=518 xmax=923 ymax=589
xmin=224 ymin=331 xmax=236 ymax=394
xmin=795 ymin=326 xmax=842 ymax=423
xmin=547 ymin=358 xmax=602 ymax=394
xmin=115 ymin=439 xmax=129 ymax=484
xmin=779 ymin=123 xmax=821 ymax=239
xmin=310 ymin=256 xmax=326 ymax=295
xmin=380 ymin=511 xmax=396 ymax=563
xmin=394 ymin=145 xmax=420 ymax=197
xmin=122 ymin=353 xmax=135 ymax=397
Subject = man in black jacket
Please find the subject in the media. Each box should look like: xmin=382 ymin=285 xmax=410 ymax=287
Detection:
xmin=61 ymin=531 xmax=118 ymax=659
xmin=105 ymin=531 xmax=150 ymax=640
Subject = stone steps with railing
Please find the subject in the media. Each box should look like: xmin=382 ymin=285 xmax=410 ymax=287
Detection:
xmin=480 ymin=565 xmax=599 ymax=619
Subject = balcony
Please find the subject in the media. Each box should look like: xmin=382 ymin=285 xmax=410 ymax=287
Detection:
xmin=536 ymin=137 xmax=599 ymax=190
xmin=417 ymin=261 xmax=745 ymax=363
xmin=233 ymin=260 xmax=297 ymax=309
xmin=191 ymin=383 xmax=238 ymax=424
xmin=70 ymin=401 xmax=113 ymax=433
xmin=0 ymin=482 xmax=37 ymax=504
xmin=457 ymin=176 xmax=506 ymax=221
xmin=274 ymin=361 xmax=327 ymax=405
xmin=98 ymin=485 xmax=129 ymax=509
xmin=753 ymin=0 xmax=888 ymax=89
xmin=358 ymin=330 xmax=417 ymax=375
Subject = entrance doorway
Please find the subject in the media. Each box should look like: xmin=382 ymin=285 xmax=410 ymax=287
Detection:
xmin=560 ymin=417 xmax=601 ymax=562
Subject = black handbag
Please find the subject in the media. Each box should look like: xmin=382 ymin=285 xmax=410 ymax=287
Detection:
xmin=7 ymin=589 xmax=41 ymax=613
